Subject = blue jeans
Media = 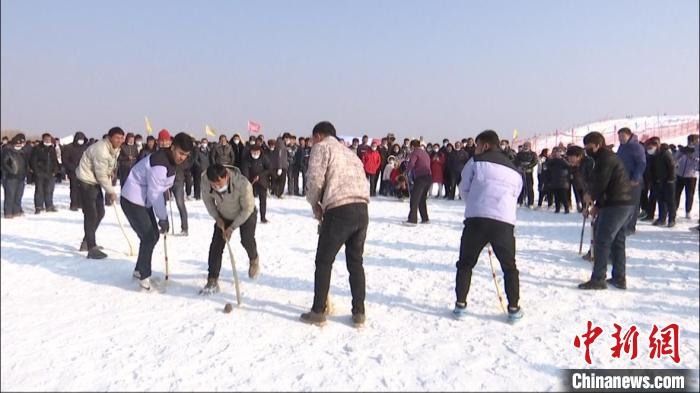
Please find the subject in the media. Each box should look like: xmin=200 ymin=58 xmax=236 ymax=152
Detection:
xmin=625 ymin=183 xmax=642 ymax=233
xmin=592 ymin=205 xmax=635 ymax=281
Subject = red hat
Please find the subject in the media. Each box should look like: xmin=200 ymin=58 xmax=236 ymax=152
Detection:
xmin=157 ymin=129 xmax=171 ymax=141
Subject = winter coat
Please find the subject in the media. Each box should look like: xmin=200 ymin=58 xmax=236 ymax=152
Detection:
xmin=406 ymin=148 xmax=431 ymax=179
xmin=570 ymin=156 xmax=595 ymax=196
xmin=275 ymin=137 xmax=289 ymax=170
xmin=211 ymin=143 xmax=236 ymax=167
xmin=76 ymin=138 xmax=120 ymax=195
xmin=63 ymin=132 xmax=88 ymax=174
xmin=502 ymin=148 xmax=516 ymax=163
xmin=287 ymin=145 xmax=298 ymax=169
xmin=447 ymin=149 xmax=470 ymax=177
xmin=515 ymin=150 xmax=538 ymax=173
xmin=357 ymin=144 xmax=371 ymax=160
xmin=545 ymin=157 xmax=570 ymax=190
xmin=649 ymin=150 xmax=676 ymax=183
xmin=174 ymin=149 xmax=196 ymax=183
xmin=1 ymin=146 xmax=28 ymax=178
xmin=306 ymin=136 xmax=370 ymax=213
xmin=616 ymin=134 xmax=646 ymax=182
xmin=383 ymin=158 xmax=396 ymax=181
xmin=362 ymin=149 xmax=382 ymax=175
xmin=676 ymin=148 xmax=699 ymax=179
xmin=230 ymin=141 xmax=245 ymax=168
xmin=459 ymin=148 xmax=522 ymax=226
xmin=266 ymin=148 xmax=281 ymax=170
xmin=30 ymin=143 xmax=59 ymax=178
xmin=241 ymin=153 xmax=271 ymax=189
xmin=430 ymin=152 xmax=446 ymax=183
xmin=117 ymin=143 xmax=139 ymax=181
xmin=202 ymin=166 xmax=255 ymax=230
xmin=195 ymin=146 xmax=211 ymax=172
xmin=121 ymin=149 xmax=176 ymax=221
xmin=588 ymin=147 xmax=633 ymax=208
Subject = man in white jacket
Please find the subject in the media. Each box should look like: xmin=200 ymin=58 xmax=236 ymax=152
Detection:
xmin=76 ymin=127 xmax=125 ymax=259
xmin=453 ymin=130 xmax=524 ymax=322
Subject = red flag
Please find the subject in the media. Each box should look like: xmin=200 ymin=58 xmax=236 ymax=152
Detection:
xmin=248 ymin=120 xmax=261 ymax=133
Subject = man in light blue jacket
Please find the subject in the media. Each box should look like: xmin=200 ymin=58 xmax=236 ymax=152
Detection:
xmin=453 ymin=130 xmax=523 ymax=323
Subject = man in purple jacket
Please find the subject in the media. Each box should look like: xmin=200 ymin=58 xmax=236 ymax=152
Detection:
xmin=403 ymin=139 xmax=432 ymax=225
xmin=120 ymin=132 xmax=194 ymax=291
xmin=616 ymin=128 xmax=646 ymax=235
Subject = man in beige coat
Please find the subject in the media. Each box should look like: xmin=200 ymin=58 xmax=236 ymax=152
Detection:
xmin=300 ymin=121 xmax=370 ymax=327
xmin=76 ymin=127 xmax=125 ymax=259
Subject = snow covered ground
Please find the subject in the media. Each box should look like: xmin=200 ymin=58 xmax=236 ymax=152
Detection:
xmin=1 ymin=183 xmax=698 ymax=391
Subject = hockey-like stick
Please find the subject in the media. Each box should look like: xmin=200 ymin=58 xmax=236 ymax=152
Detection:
xmin=164 ymin=233 xmax=169 ymax=280
xmin=579 ymin=214 xmax=587 ymax=255
xmin=223 ymin=230 xmax=242 ymax=306
xmin=112 ymin=203 xmax=136 ymax=256
xmin=487 ymin=245 xmax=508 ymax=316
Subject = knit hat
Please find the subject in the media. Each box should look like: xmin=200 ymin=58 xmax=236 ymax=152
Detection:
xmin=158 ymin=129 xmax=171 ymax=141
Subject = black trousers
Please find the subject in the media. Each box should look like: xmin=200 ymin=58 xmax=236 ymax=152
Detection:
xmin=184 ymin=169 xmax=193 ymax=197
xmin=654 ymin=182 xmax=676 ymax=223
xmin=455 ymin=217 xmax=519 ymax=308
xmin=272 ymin=169 xmax=287 ymax=197
xmin=192 ymin=167 xmax=203 ymax=199
xmin=34 ymin=175 xmax=55 ymax=210
xmin=121 ymin=196 xmax=159 ymax=279
xmin=447 ymin=173 xmax=461 ymax=199
xmin=552 ymin=188 xmax=570 ymax=212
xmin=207 ymin=209 xmax=258 ymax=279
xmin=78 ymin=180 xmax=105 ymax=249
xmin=408 ymin=175 xmax=431 ymax=223
xmin=288 ymin=166 xmax=299 ymax=195
xmin=675 ymin=177 xmax=697 ymax=215
xmin=312 ymin=203 xmax=368 ymax=314
xmin=253 ymin=183 xmax=267 ymax=220
xmin=641 ymin=179 xmax=656 ymax=218
xmin=367 ymin=173 xmax=379 ymax=197
xmin=171 ymin=181 xmax=188 ymax=231
xmin=517 ymin=172 xmax=534 ymax=206
xmin=2 ymin=177 xmax=24 ymax=216
xmin=68 ymin=171 xmax=82 ymax=209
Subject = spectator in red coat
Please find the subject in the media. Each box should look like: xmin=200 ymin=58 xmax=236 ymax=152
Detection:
xmin=430 ymin=146 xmax=446 ymax=198
xmin=362 ymin=142 xmax=382 ymax=197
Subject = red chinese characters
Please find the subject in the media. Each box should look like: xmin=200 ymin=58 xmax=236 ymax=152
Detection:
xmin=574 ymin=322 xmax=681 ymax=365
xmin=649 ymin=324 xmax=680 ymax=364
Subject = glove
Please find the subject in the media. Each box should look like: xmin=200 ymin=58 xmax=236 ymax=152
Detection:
xmin=277 ymin=169 xmax=282 ymax=176
xmin=158 ymin=219 xmax=169 ymax=234
xmin=224 ymin=225 xmax=234 ymax=240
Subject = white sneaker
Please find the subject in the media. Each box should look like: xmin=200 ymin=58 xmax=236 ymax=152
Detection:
xmin=139 ymin=277 xmax=152 ymax=292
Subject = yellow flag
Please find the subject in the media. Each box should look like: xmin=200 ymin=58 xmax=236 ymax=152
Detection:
xmin=205 ymin=124 xmax=217 ymax=137
xmin=512 ymin=128 xmax=519 ymax=140
xmin=145 ymin=116 xmax=153 ymax=135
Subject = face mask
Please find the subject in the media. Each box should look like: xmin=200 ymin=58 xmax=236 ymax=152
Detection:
xmin=136 ymin=141 xmax=143 ymax=146
xmin=43 ymin=141 xmax=52 ymax=147
xmin=269 ymin=147 xmax=275 ymax=151
xmin=252 ymin=153 xmax=260 ymax=159
xmin=371 ymin=147 xmax=377 ymax=151
xmin=500 ymin=144 xmax=507 ymax=149
xmin=14 ymin=145 xmax=22 ymax=150
xmin=647 ymin=148 xmax=657 ymax=155
xmin=433 ymin=147 xmax=439 ymax=152
xmin=215 ymin=184 xmax=228 ymax=193
xmin=201 ymin=143 xmax=208 ymax=149
xmin=77 ymin=140 xmax=85 ymax=145
xmin=233 ymin=138 xmax=240 ymax=144
xmin=443 ymin=142 xmax=448 ymax=147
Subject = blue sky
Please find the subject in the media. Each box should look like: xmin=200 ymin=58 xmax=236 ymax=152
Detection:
xmin=1 ymin=0 xmax=698 ymax=140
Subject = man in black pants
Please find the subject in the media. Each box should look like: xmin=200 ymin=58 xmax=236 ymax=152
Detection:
xmin=453 ymin=130 xmax=524 ymax=322
xmin=404 ymin=140 xmax=432 ymax=225
xmin=121 ymin=132 xmax=194 ymax=290
xmin=300 ymin=121 xmax=370 ymax=327
xmin=241 ymin=145 xmax=271 ymax=223
xmin=201 ymin=164 xmax=260 ymax=294
xmin=76 ymin=128 xmax=125 ymax=259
